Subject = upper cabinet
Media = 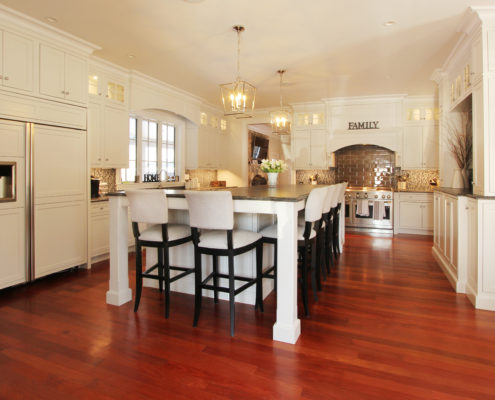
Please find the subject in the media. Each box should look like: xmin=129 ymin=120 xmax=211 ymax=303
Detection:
xmin=88 ymin=67 xmax=128 ymax=107
xmin=0 ymin=30 xmax=34 ymax=94
xmin=292 ymin=106 xmax=327 ymax=169
xmin=39 ymin=43 xmax=87 ymax=104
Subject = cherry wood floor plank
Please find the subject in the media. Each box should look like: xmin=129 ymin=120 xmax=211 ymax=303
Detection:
xmin=1 ymin=233 xmax=495 ymax=399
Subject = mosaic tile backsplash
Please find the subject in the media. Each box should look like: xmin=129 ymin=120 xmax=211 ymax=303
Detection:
xmin=296 ymin=169 xmax=336 ymax=185
xmin=401 ymin=169 xmax=439 ymax=192
xmin=185 ymin=169 xmax=218 ymax=188
xmin=91 ymin=168 xmax=117 ymax=193
xmin=335 ymin=145 xmax=395 ymax=188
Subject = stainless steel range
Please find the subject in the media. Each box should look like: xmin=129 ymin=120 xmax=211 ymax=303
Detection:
xmin=344 ymin=187 xmax=393 ymax=231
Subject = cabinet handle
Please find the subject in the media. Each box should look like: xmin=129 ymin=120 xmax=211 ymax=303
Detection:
xmin=66 ymin=91 xmax=69 ymax=95
xmin=105 ymin=158 xmax=109 ymax=161
xmin=98 ymin=93 xmax=102 ymax=96
xmin=3 ymin=76 xmax=9 ymax=81
xmin=98 ymin=158 xmax=102 ymax=161
xmin=61 ymin=90 xmax=65 ymax=94
xmin=465 ymin=206 xmax=469 ymax=210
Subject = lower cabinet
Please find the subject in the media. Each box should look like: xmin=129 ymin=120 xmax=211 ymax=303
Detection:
xmin=394 ymin=192 xmax=433 ymax=234
xmin=0 ymin=207 xmax=26 ymax=289
xmin=34 ymin=201 xmax=87 ymax=279
xmin=90 ymin=202 xmax=110 ymax=257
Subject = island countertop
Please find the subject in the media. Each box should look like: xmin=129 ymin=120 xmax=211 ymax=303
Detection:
xmin=108 ymin=184 xmax=319 ymax=202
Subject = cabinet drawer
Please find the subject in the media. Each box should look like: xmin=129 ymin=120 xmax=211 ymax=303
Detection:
xmin=398 ymin=193 xmax=433 ymax=202
xmin=91 ymin=202 xmax=109 ymax=216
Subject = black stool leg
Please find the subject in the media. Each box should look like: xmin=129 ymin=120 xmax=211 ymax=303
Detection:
xmin=228 ymin=251 xmax=235 ymax=337
xmin=134 ymin=243 xmax=143 ymax=312
xmin=301 ymin=243 xmax=309 ymax=317
xmin=311 ymin=240 xmax=319 ymax=301
xmin=274 ymin=242 xmax=278 ymax=292
xmin=213 ymin=255 xmax=219 ymax=304
xmin=255 ymin=241 xmax=264 ymax=312
xmin=158 ymin=246 xmax=164 ymax=292
xmin=164 ymin=246 xmax=170 ymax=319
xmin=193 ymin=248 xmax=202 ymax=327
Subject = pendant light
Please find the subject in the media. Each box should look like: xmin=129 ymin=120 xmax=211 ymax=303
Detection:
xmin=270 ymin=70 xmax=291 ymax=135
xmin=220 ymin=26 xmax=256 ymax=118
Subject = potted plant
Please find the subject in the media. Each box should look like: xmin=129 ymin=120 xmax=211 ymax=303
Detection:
xmin=259 ymin=159 xmax=287 ymax=186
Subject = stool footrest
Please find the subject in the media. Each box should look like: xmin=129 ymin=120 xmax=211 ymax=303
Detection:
xmin=200 ymin=272 xmax=257 ymax=296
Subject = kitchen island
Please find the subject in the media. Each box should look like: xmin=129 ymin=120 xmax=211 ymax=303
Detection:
xmin=106 ymin=185 xmax=324 ymax=344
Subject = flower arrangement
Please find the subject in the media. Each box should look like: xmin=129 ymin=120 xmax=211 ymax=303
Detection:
xmin=259 ymin=159 xmax=287 ymax=173
xmin=445 ymin=112 xmax=472 ymax=170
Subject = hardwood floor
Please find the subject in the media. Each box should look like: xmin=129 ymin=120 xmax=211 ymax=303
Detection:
xmin=1 ymin=233 xmax=495 ymax=399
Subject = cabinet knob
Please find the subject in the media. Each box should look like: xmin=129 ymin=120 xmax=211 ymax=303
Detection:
xmin=4 ymin=76 xmax=9 ymax=81
xmin=98 ymin=158 xmax=102 ymax=161
xmin=105 ymin=158 xmax=109 ymax=161
xmin=66 ymin=91 xmax=69 ymax=95
xmin=98 ymin=93 xmax=102 ymax=96
xmin=61 ymin=90 xmax=65 ymax=94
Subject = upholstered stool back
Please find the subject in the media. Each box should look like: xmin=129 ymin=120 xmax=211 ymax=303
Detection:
xmin=185 ymin=191 xmax=234 ymax=230
xmin=127 ymin=189 xmax=169 ymax=225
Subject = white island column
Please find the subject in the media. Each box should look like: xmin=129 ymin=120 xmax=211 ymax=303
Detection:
xmin=273 ymin=200 xmax=302 ymax=344
xmin=106 ymin=195 xmax=132 ymax=306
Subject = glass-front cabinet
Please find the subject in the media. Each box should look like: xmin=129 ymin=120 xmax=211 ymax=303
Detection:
xmin=88 ymin=66 xmax=128 ymax=106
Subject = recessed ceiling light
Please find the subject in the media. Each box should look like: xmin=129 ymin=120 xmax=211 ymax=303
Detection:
xmin=45 ymin=16 xmax=57 ymax=23
xmin=127 ymin=54 xmax=135 ymax=59
xmin=182 ymin=0 xmax=205 ymax=3
xmin=383 ymin=21 xmax=396 ymax=27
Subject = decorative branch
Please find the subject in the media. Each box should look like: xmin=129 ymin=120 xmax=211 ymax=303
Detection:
xmin=445 ymin=112 xmax=472 ymax=170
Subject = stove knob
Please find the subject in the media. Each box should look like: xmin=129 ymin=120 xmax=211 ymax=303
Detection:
xmin=374 ymin=195 xmax=378 ymax=199
xmin=356 ymin=193 xmax=360 ymax=198
xmin=387 ymin=194 xmax=391 ymax=199
xmin=364 ymin=193 xmax=368 ymax=198
xmin=382 ymin=194 xmax=386 ymax=199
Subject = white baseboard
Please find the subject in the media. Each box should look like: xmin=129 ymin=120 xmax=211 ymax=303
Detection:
xmin=432 ymin=246 xmax=466 ymax=293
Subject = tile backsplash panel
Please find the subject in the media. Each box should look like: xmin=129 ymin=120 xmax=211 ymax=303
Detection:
xmin=402 ymin=169 xmax=439 ymax=192
xmin=186 ymin=169 xmax=218 ymax=187
xmin=91 ymin=168 xmax=117 ymax=193
xmin=335 ymin=145 xmax=395 ymax=188
xmin=296 ymin=169 xmax=336 ymax=185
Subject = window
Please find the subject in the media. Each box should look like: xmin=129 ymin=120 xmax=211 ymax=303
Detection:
xmin=121 ymin=116 xmax=176 ymax=183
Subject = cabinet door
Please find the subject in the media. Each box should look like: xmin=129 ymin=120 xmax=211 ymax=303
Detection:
xmin=207 ymin=128 xmax=219 ymax=168
xmin=2 ymin=31 xmax=33 ymax=93
xmin=65 ymin=54 xmax=87 ymax=104
xmin=399 ymin=201 xmax=422 ymax=229
xmin=421 ymin=201 xmax=434 ymax=230
xmin=39 ymin=44 xmax=65 ymax=100
xmin=91 ymin=206 xmax=110 ymax=257
xmin=472 ymin=83 xmax=484 ymax=194
xmin=310 ymin=129 xmax=327 ymax=168
xmin=88 ymin=101 xmax=103 ymax=166
xmin=293 ymin=130 xmax=310 ymax=169
xmin=433 ymin=193 xmax=441 ymax=247
xmin=103 ymin=105 xmax=129 ymax=168
xmin=444 ymin=197 xmax=458 ymax=268
xmin=402 ymin=126 xmax=423 ymax=168
xmin=34 ymin=201 xmax=87 ymax=279
xmin=33 ymin=125 xmax=86 ymax=204
xmin=466 ymin=201 xmax=478 ymax=293
xmin=197 ymin=126 xmax=210 ymax=168
xmin=423 ymin=124 xmax=439 ymax=168
xmin=0 ymin=207 xmax=25 ymax=289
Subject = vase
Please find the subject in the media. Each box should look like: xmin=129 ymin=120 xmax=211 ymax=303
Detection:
xmin=452 ymin=168 xmax=463 ymax=188
xmin=461 ymin=167 xmax=470 ymax=189
xmin=267 ymin=172 xmax=278 ymax=187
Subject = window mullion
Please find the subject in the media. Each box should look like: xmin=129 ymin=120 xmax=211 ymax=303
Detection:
xmin=136 ymin=117 xmax=143 ymax=183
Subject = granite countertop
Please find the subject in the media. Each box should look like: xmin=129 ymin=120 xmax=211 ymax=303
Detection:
xmin=395 ymin=189 xmax=434 ymax=193
xmin=91 ymin=195 xmax=109 ymax=202
xmin=108 ymin=184 xmax=318 ymax=202
xmin=433 ymin=187 xmax=495 ymax=199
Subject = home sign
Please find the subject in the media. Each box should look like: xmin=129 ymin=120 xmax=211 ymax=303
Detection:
xmin=348 ymin=121 xmax=379 ymax=130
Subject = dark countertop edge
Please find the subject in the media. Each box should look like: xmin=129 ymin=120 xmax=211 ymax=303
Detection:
xmin=396 ymin=190 xmax=434 ymax=194
xmin=107 ymin=187 xmax=311 ymax=202
xmin=433 ymin=187 xmax=495 ymax=199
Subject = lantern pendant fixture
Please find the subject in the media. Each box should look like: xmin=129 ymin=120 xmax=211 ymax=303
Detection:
xmin=270 ymin=70 xmax=291 ymax=135
xmin=220 ymin=26 xmax=256 ymax=118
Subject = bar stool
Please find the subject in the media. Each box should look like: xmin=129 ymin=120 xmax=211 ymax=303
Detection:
xmin=260 ymin=186 xmax=328 ymax=316
xmin=126 ymin=190 xmax=194 ymax=318
xmin=185 ymin=190 xmax=263 ymax=337
xmin=332 ymin=183 xmax=346 ymax=256
xmin=321 ymin=184 xmax=339 ymax=278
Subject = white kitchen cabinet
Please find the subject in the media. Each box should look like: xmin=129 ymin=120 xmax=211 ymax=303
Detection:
xmin=34 ymin=200 xmax=87 ymax=279
xmin=88 ymin=67 xmax=128 ymax=107
xmin=394 ymin=192 xmax=433 ymax=234
xmin=432 ymin=191 xmax=464 ymax=292
xmin=39 ymin=43 xmax=87 ymax=104
xmin=90 ymin=202 xmax=110 ymax=257
xmin=0 ymin=207 xmax=25 ymax=289
xmin=402 ymin=124 xmax=438 ymax=169
xmin=88 ymin=100 xmax=129 ymax=168
xmin=465 ymin=198 xmax=478 ymax=298
xmin=0 ymin=30 xmax=33 ymax=93
xmin=293 ymin=128 xmax=327 ymax=169
xmin=197 ymin=125 xmax=219 ymax=169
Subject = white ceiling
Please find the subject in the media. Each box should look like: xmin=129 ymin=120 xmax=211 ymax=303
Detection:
xmin=0 ymin=0 xmax=493 ymax=108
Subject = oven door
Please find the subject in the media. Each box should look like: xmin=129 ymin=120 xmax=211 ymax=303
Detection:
xmin=372 ymin=200 xmax=393 ymax=229
xmin=352 ymin=199 xmax=375 ymax=227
